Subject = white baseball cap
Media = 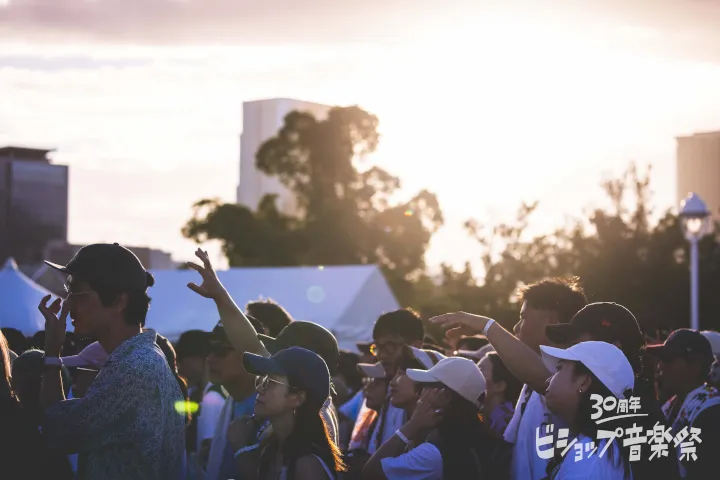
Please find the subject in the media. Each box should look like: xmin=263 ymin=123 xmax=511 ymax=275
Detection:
xmin=410 ymin=346 xmax=446 ymax=369
xmin=406 ymin=357 xmax=486 ymax=408
xmin=357 ymin=362 xmax=387 ymax=378
xmin=44 ymin=341 xmax=109 ymax=369
xmin=540 ymin=341 xmax=634 ymax=399
xmin=700 ymin=331 xmax=720 ymax=356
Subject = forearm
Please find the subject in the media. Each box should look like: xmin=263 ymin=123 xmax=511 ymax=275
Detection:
xmin=215 ymin=290 xmax=268 ymax=356
xmin=362 ymin=421 xmax=430 ymax=478
xmin=41 ymin=363 xmax=66 ymax=408
xmin=485 ymin=322 xmax=551 ymax=393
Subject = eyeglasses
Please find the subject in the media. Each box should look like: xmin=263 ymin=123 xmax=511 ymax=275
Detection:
xmin=255 ymin=375 xmax=295 ymax=392
xmin=208 ymin=342 xmax=234 ymax=358
xmin=370 ymin=341 xmax=401 ymax=356
xmin=63 ymin=284 xmax=93 ymax=300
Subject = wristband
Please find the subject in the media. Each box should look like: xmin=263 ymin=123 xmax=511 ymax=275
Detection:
xmin=482 ymin=319 xmax=495 ymax=336
xmin=395 ymin=430 xmax=411 ymax=446
xmin=233 ymin=444 xmax=260 ymax=458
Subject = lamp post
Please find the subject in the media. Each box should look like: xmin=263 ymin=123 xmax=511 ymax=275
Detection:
xmin=679 ymin=193 xmax=713 ymax=331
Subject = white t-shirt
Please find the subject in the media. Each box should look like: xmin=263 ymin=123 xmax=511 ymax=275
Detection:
xmin=196 ymin=383 xmax=226 ymax=451
xmin=380 ymin=442 xmax=443 ymax=480
xmin=368 ymin=403 xmax=406 ymax=454
xmin=551 ymin=435 xmax=630 ymax=479
xmin=504 ymin=385 xmax=565 ymax=480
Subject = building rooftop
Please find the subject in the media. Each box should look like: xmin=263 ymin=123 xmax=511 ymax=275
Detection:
xmin=0 ymin=146 xmax=55 ymax=161
xmin=677 ymin=131 xmax=720 ymax=140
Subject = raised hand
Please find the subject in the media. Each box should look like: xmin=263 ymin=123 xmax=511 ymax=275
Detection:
xmin=429 ymin=312 xmax=491 ymax=340
xmin=186 ymin=248 xmax=226 ymax=299
xmin=409 ymin=388 xmax=450 ymax=430
xmin=38 ymin=294 xmax=68 ymax=357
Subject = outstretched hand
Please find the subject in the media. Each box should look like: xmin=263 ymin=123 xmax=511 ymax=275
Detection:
xmin=186 ymin=248 xmax=225 ymax=300
xmin=38 ymin=294 xmax=69 ymax=357
xmin=429 ymin=312 xmax=491 ymax=341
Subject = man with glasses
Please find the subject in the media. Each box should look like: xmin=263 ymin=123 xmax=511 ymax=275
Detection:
xmin=203 ymin=319 xmax=265 ymax=480
xmin=38 ymin=243 xmax=186 ymax=480
xmin=357 ymin=308 xmax=425 ymax=456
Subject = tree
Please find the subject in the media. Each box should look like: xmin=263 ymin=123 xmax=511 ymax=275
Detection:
xmin=183 ymin=106 xmax=443 ymax=303
xmin=428 ymin=162 xmax=720 ymax=333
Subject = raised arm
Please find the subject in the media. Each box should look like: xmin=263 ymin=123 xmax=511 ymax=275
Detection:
xmin=430 ymin=312 xmax=552 ymax=393
xmin=187 ymin=249 xmax=269 ymax=357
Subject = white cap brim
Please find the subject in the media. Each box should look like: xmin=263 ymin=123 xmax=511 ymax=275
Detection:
xmin=358 ymin=363 xmax=386 ymax=378
xmin=540 ymin=345 xmax=579 ymax=374
xmin=405 ymin=368 xmax=437 ymax=384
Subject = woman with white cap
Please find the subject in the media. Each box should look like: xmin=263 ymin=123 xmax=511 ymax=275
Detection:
xmin=540 ymin=341 xmax=634 ymax=479
xmin=362 ymin=355 xmax=510 ymax=479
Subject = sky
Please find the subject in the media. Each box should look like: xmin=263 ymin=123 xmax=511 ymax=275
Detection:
xmin=3 ymin=0 xmax=720 ymax=271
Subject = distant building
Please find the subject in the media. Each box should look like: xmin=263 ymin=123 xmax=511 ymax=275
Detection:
xmin=0 ymin=146 xmax=69 ymax=264
xmin=677 ymin=131 xmax=720 ymax=219
xmin=237 ymin=98 xmax=330 ymax=216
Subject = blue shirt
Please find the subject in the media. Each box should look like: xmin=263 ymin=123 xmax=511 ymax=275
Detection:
xmin=219 ymin=394 xmax=257 ymax=479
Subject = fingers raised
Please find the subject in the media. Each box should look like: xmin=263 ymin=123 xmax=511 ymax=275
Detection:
xmin=194 ymin=248 xmax=212 ymax=269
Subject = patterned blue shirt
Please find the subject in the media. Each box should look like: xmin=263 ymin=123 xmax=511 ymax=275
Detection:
xmin=43 ymin=330 xmax=186 ymax=480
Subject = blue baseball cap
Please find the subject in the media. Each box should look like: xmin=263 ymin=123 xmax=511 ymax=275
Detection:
xmin=243 ymin=347 xmax=330 ymax=410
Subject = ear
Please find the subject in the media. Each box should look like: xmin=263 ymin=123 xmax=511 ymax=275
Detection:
xmin=578 ymin=373 xmax=593 ymax=393
xmin=495 ymin=379 xmax=508 ymax=395
xmin=114 ymin=292 xmax=129 ymax=313
xmin=288 ymin=390 xmax=307 ymax=409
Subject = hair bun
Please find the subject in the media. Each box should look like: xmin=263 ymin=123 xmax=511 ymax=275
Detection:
xmin=146 ymin=271 xmax=155 ymax=287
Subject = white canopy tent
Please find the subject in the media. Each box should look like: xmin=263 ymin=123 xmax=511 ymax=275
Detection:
xmin=0 ymin=258 xmax=52 ymax=335
xmin=147 ymin=265 xmax=399 ymax=351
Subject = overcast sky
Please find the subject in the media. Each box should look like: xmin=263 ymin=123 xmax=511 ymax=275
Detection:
xmin=3 ymin=0 xmax=720 ymax=269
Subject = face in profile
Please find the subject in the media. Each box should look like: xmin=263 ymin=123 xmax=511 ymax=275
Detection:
xmin=254 ymin=374 xmax=304 ymax=418
xmin=544 ymin=360 xmax=586 ymax=416
xmin=364 ymin=378 xmax=388 ymax=411
xmin=205 ymin=342 xmax=245 ymax=387
xmin=513 ymin=302 xmax=557 ymax=350
xmin=64 ymin=278 xmax=113 ymax=337
xmin=389 ymin=369 xmax=419 ymax=409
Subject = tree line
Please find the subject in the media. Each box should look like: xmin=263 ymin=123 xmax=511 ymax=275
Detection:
xmin=182 ymin=106 xmax=720 ymax=336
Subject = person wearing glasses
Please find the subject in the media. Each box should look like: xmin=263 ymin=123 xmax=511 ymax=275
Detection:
xmin=38 ymin=243 xmax=186 ymax=480
xmin=203 ymin=318 xmax=265 ymax=480
xmin=351 ymin=310 xmax=426 ymax=458
xmin=232 ymin=347 xmax=346 ymax=479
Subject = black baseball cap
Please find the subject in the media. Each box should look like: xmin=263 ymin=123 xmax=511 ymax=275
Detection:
xmin=545 ymin=302 xmax=645 ymax=354
xmin=258 ymin=321 xmax=339 ymax=374
xmin=646 ymin=329 xmax=714 ymax=365
xmin=243 ymin=347 xmax=330 ymax=410
xmin=44 ymin=243 xmax=154 ymax=291
xmin=210 ymin=316 xmax=264 ymax=346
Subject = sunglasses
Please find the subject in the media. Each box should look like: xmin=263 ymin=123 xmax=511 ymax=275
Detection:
xmin=208 ymin=342 xmax=234 ymax=358
xmin=255 ymin=375 xmax=295 ymax=392
xmin=370 ymin=341 xmax=401 ymax=357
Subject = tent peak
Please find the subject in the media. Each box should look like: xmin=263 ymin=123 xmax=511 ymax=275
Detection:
xmin=2 ymin=257 xmax=18 ymax=271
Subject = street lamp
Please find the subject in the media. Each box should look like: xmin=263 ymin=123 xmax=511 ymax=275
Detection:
xmin=679 ymin=193 xmax=713 ymax=331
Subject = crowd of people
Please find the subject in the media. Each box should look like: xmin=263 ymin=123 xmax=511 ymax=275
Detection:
xmin=1 ymin=241 xmax=719 ymax=479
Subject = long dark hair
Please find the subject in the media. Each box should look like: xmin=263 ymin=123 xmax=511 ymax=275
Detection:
xmin=261 ymin=401 xmax=347 ymax=479
xmin=485 ymin=352 xmax=523 ymax=404
xmin=432 ymin=391 xmax=507 ymax=480
xmin=545 ymin=362 xmax=632 ymax=479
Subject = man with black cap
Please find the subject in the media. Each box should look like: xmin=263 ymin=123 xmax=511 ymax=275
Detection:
xmin=37 ymin=243 xmax=186 ymax=480
xmin=647 ymin=329 xmax=720 ymax=479
xmin=186 ymin=249 xmax=341 ymax=447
